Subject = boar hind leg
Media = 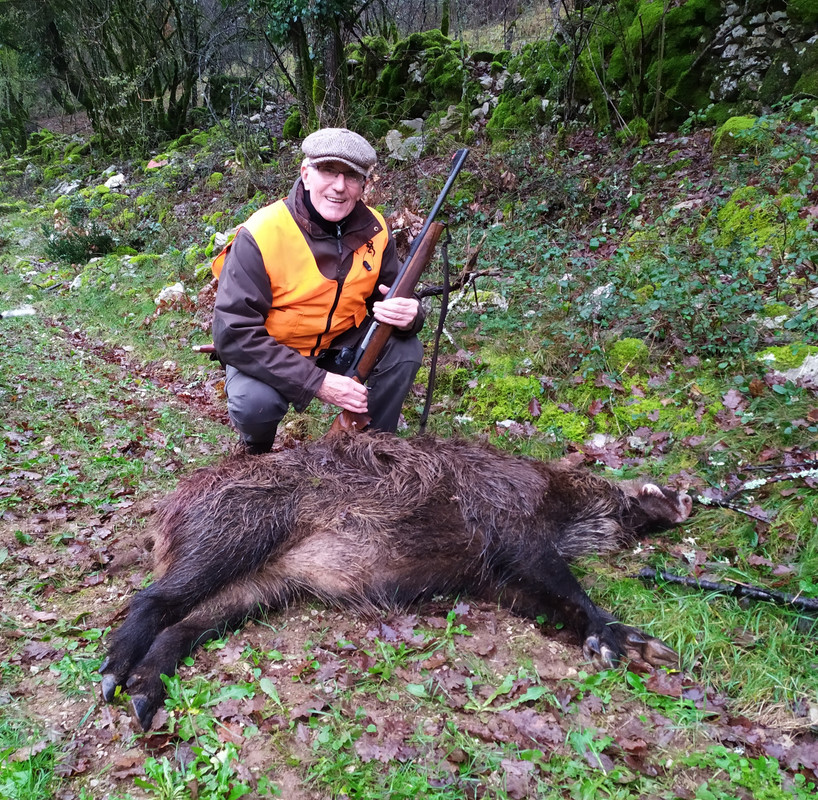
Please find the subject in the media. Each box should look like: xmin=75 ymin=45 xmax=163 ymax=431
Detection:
xmin=100 ymin=583 xmax=187 ymax=703
xmin=123 ymin=575 xmax=291 ymax=731
xmin=505 ymin=549 xmax=677 ymax=669
xmin=102 ymin=503 xmax=296 ymax=704
xmin=100 ymin=568 xmax=223 ymax=703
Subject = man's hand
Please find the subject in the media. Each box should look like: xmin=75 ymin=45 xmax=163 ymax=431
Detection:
xmin=315 ymin=372 xmax=368 ymax=414
xmin=372 ymin=284 xmax=419 ymax=330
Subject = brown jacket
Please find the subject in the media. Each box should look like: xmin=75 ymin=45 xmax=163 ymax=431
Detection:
xmin=212 ymin=178 xmax=425 ymax=411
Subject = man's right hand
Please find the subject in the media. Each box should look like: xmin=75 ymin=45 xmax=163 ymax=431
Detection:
xmin=315 ymin=372 xmax=368 ymax=414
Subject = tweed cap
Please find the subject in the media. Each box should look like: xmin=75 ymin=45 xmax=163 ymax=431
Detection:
xmin=302 ymin=128 xmax=377 ymax=178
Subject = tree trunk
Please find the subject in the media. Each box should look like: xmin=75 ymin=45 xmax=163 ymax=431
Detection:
xmin=312 ymin=17 xmax=347 ymax=127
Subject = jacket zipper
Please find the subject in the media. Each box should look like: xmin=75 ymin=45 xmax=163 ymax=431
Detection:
xmin=310 ymin=224 xmax=345 ymax=357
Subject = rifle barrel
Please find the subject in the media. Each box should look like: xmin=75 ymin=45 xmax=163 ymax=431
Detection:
xmin=384 ymin=148 xmax=469 ymax=301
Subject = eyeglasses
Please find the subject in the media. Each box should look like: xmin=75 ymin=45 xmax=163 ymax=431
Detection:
xmin=310 ymin=163 xmax=366 ymax=187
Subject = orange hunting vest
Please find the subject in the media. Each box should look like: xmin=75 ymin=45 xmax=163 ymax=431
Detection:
xmin=212 ymin=200 xmax=388 ymax=356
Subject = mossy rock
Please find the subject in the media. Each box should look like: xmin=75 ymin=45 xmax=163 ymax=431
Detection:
xmin=712 ymin=116 xmax=773 ymax=155
xmin=129 ymin=254 xmax=162 ymax=267
xmin=471 ymin=50 xmax=496 ymax=63
xmin=759 ymin=48 xmax=802 ymax=106
xmin=761 ymin=302 xmax=794 ymax=319
xmin=169 ymin=131 xmax=197 ymax=149
xmin=793 ymin=66 xmax=818 ymax=97
xmin=757 ymin=343 xmax=818 ymax=370
xmin=486 ymin=98 xmax=523 ymax=140
xmin=282 ymin=109 xmax=302 ymax=140
xmin=616 ymin=116 xmax=650 ymax=145
xmin=703 ymin=102 xmax=745 ymax=127
xmin=205 ymin=172 xmax=224 ymax=190
xmin=708 ymin=185 xmax=804 ymax=250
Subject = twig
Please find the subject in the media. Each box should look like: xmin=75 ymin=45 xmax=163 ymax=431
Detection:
xmin=742 ymin=459 xmax=818 ymax=473
xmin=418 ymin=268 xmax=501 ymax=299
xmin=637 ymin=567 xmax=818 ymax=614
xmin=722 ymin=467 xmax=818 ymax=503
xmin=691 ymin=494 xmax=770 ymax=522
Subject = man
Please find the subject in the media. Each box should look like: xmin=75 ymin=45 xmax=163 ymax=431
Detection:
xmin=211 ymin=127 xmax=424 ymax=453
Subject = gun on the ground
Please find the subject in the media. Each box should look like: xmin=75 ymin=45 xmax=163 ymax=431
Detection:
xmin=329 ymin=148 xmax=470 ymax=433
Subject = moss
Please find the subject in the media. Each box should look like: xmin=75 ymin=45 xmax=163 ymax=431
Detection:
xmin=470 ymin=374 xmax=542 ymax=423
xmin=128 ymin=254 xmax=162 ymax=268
xmin=757 ymin=344 xmax=818 ymax=370
xmin=535 ymin=404 xmax=590 ymax=441
xmin=609 ymin=396 xmax=701 ymax=437
xmin=704 ymin=102 xmax=745 ymax=127
xmin=113 ymin=210 xmax=136 ymax=227
xmin=205 ymin=172 xmax=224 ymax=190
xmin=282 ymin=109 xmax=302 ymax=140
xmin=793 ymin=67 xmax=818 ymax=97
xmin=427 ymin=50 xmax=464 ymax=102
xmin=788 ymin=0 xmax=818 ymax=24
xmin=617 ymin=116 xmax=650 ymax=145
xmin=712 ymin=116 xmax=774 ymax=156
xmin=608 ymin=337 xmax=650 ymax=372
xmin=575 ymin=51 xmax=610 ymax=130
xmin=486 ymin=98 xmax=523 ymax=140
xmin=169 ymin=131 xmax=197 ymax=149
xmin=762 ymin=303 xmax=794 ymax=319
xmin=709 ymin=186 xmax=805 ymax=250
xmin=759 ymin=49 xmax=801 ymax=106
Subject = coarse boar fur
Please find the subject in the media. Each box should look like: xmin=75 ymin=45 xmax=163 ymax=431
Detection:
xmin=101 ymin=432 xmax=693 ymax=730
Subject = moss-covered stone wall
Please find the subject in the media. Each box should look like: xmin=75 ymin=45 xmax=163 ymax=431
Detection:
xmin=341 ymin=2 xmax=818 ymax=145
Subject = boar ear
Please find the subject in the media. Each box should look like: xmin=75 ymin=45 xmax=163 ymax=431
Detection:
xmin=639 ymin=483 xmax=664 ymax=497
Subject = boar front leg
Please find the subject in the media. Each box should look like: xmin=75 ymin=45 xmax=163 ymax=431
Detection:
xmin=503 ymin=549 xmax=678 ymax=669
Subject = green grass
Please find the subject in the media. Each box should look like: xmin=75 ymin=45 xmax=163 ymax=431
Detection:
xmin=0 ymin=728 xmax=57 ymax=800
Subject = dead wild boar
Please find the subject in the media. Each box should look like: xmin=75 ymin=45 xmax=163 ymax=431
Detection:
xmin=101 ymin=432 xmax=692 ymax=730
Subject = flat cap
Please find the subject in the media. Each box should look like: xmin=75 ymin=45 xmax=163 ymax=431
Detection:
xmin=302 ymin=128 xmax=377 ymax=178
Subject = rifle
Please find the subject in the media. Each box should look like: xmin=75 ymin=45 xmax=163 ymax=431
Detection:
xmin=329 ymin=147 xmax=470 ymax=433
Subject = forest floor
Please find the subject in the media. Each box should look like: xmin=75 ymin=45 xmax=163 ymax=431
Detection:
xmin=1 ymin=112 xmax=817 ymax=799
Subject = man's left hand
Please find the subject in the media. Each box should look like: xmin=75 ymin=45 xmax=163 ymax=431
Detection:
xmin=372 ymin=284 xmax=419 ymax=331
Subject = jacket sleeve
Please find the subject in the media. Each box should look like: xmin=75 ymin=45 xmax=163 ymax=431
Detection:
xmin=211 ymin=229 xmax=326 ymax=411
xmin=367 ymin=232 xmax=427 ymax=338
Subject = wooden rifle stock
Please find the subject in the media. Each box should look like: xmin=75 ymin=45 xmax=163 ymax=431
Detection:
xmin=329 ymin=221 xmax=445 ymax=433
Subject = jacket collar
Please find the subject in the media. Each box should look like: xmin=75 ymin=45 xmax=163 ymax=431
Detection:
xmin=287 ymin=178 xmax=381 ymax=245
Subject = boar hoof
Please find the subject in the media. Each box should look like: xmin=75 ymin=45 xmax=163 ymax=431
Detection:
xmin=582 ymin=634 xmax=618 ymax=668
xmin=130 ymin=694 xmax=159 ymax=732
xmin=624 ymin=629 xmax=678 ymax=668
xmin=101 ymin=673 xmax=120 ymax=703
xmin=583 ymin=623 xmax=678 ymax=670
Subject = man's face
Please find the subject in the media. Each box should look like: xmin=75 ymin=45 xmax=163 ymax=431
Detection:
xmin=301 ymin=160 xmax=365 ymax=222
